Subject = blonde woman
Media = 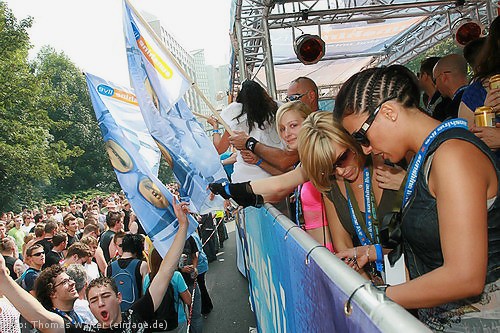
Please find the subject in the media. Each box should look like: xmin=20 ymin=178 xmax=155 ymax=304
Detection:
xmin=273 ymin=101 xmax=334 ymax=252
xmin=210 ymin=111 xmax=405 ymax=280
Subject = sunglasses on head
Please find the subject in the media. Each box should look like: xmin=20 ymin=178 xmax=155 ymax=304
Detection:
xmin=351 ymin=96 xmax=397 ymax=147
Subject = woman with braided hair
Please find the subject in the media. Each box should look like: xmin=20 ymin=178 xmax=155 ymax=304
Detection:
xmin=335 ymin=65 xmax=500 ymax=331
xmin=210 ymin=106 xmax=406 ymax=281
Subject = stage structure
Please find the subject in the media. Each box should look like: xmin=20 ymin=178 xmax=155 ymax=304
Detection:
xmin=229 ymin=0 xmax=497 ymax=101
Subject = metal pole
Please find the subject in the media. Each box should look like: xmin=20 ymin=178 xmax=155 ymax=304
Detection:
xmin=124 ymin=0 xmax=234 ymax=135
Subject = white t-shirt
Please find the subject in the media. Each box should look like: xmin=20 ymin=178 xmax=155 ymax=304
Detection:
xmin=221 ymin=102 xmax=284 ymax=183
xmin=84 ymin=261 xmax=100 ymax=281
xmin=73 ymin=299 xmax=98 ymax=325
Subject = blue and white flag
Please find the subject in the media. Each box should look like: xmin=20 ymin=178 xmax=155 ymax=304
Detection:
xmin=123 ymin=0 xmax=227 ymax=214
xmin=85 ymin=72 xmax=161 ymax=174
xmin=85 ymin=73 xmax=198 ymax=256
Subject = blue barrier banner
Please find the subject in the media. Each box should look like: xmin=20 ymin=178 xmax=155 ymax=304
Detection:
xmin=242 ymin=207 xmax=382 ymax=333
xmin=123 ymin=0 xmax=227 ymax=214
xmin=86 ymin=74 xmax=198 ymax=257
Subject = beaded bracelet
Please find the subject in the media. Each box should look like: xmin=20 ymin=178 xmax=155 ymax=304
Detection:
xmin=255 ymin=159 xmax=263 ymax=166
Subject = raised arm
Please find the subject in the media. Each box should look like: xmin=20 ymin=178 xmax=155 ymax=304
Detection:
xmin=229 ymin=130 xmax=299 ymax=172
xmin=207 ymin=116 xmax=230 ymax=154
xmin=250 ymin=166 xmax=308 ymax=202
xmin=148 ymin=199 xmax=189 ymax=311
xmin=0 ymin=254 xmax=65 ymax=333
xmin=240 ymin=149 xmax=286 ymax=176
xmin=209 ymin=166 xmax=309 ymax=207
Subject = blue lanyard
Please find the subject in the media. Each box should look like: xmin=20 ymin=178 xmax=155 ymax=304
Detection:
xmin=52 ymin=308 xmax=82 ymax=325
xmin=295 ymin=184 xmax=303 ymax=227
xmin=345 ymin=167 xmax=375 ymax=246
xmin=403 ymin=118 xmax=468 ymax=209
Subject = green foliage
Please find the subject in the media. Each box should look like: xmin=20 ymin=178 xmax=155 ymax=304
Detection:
xmin=157 ymin=159 xmax=176 ymax=184
xmin=0 ymin=3 xmax=119 ymax=211
xmin=405 ymin=37 xmax=462 ymax=73
xmin=0 ymin=4 xmax=79 ymax=211
xmin=33 ymin=46 xmax=119 ymax=195
xmin=44 ymin=188 xmax=111 ymax=208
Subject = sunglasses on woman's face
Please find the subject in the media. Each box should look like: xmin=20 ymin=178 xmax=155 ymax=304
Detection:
xmin=351 ymin=105 xmax=382 ymax=147
xmin=351 ymin=96 xmax=397 ymax=147
xmin=333 ymin=149 xmax=355 ymax=169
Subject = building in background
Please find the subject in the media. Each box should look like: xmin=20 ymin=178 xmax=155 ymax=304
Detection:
xmin=145 ymin=13 xmax=229 ymax=118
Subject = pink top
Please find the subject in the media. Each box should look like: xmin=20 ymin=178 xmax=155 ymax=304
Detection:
xmin=300 ymin=181 xmax=327 ymax=230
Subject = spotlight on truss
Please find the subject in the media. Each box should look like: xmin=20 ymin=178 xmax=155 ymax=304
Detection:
xmin=294 ymin=34 xmax=325 ymax=65
xmin=452 ymin=18 xmax=484 ymax=47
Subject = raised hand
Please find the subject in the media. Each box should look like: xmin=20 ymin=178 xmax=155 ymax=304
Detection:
xmin=229 ymin=130 xmax=251 ymax=150
xmin=172 ymin=196 xmax=189 ymax=228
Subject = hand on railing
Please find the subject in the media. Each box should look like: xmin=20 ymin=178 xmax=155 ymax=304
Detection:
xmin=336 ymin=246 xmax=372 ymax=272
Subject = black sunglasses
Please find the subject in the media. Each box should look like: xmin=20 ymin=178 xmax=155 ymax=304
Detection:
xmin=31 ymin=251 xmax=45 ymax=257
xmin=333 ymin=149 xmax=354 ymax=169
xmin=351 ymin=96 xmax=397 ymax=147
xmin=285 ymin=92 xmax=307 ymax=102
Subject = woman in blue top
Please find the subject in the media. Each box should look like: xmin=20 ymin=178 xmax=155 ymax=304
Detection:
xmin=458 ymin=16 xmax=500 ymax=160
xmin=336 ymin=65 xmax=499 ymax=331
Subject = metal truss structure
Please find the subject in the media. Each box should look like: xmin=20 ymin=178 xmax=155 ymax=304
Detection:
xmin=231 ymin=0 xmax=497 ymax=99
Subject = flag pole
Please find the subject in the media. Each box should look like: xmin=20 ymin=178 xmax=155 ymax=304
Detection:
xmin=191 ymin=111 xmax=211 ymax=120
xmin=125 ymin=0 xmax=234 ymax=136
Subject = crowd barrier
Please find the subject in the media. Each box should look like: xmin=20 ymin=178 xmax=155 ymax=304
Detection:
xmin=237 ymin=204 xmax=431 ymax=333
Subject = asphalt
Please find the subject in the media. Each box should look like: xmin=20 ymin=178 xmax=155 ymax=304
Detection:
xmin=202 ymin=219 xmax=257 ymax=333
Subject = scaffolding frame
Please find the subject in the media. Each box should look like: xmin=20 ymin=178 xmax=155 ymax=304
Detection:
xmin=231 ymin=0 xmax=496 ymax=99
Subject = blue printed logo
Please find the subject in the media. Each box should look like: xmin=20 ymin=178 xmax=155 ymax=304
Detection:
xmin=97 ymin=84 xmax=114 ymax=97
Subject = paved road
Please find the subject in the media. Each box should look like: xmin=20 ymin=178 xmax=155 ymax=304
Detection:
xmin=202 ymin=220 xmax=257 ymax=333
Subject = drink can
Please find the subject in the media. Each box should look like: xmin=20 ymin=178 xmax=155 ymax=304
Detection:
xmin=474 ymin=106 xmax=495 ymax=127
xmin=490 ymin=74 xmax=500 ymax=90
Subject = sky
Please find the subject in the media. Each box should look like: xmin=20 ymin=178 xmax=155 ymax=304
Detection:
xmin=4 ymin=0 xmax=232 ymax=86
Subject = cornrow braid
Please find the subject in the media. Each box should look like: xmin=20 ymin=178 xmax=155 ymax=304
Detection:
xmin=367 ymin=68 xmax=386 ymax=112
xmin=335 ymin=65 xmax=421 ymax=119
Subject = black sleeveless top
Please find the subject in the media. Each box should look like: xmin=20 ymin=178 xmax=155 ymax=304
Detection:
xmin=402 ymin=128 xmax=500 ymax=284
xmin=325 ymin=160 xmax=403 ymax=245
xmin=99 ymin=230 xmax=115 ymax=263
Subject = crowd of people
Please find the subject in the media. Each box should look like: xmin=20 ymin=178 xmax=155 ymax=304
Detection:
xmin=208 ymin=16 xmax=500 ymax=332
xmin=0 ymin=186 xmax=232 ymax=333
xmin=0 ymin=15 xmax=499 ymax=333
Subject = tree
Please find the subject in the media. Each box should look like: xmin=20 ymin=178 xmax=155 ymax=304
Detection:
xmin=405 ymin=37 xmax=462 ymax=74
xmin=33 ymin=46 xmax=119 ymax=196
xmin=0 ymin=3 xmax=78 ymax=211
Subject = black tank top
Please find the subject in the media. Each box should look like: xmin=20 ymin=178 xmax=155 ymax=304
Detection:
xmin=99 ymin=230 xmax=115 ymax=263
xmin=325 ymin=161 xmax=402 ymax=246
